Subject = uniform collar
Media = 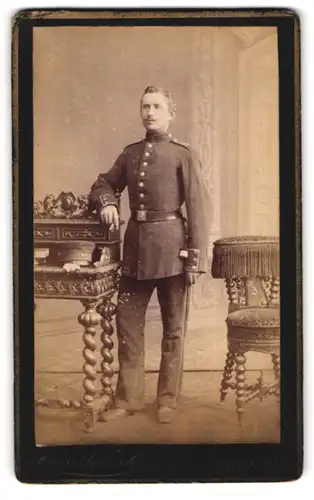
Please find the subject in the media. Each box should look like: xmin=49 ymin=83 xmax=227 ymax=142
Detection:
xmin=145 ymin=131 xmax=172 ymax=143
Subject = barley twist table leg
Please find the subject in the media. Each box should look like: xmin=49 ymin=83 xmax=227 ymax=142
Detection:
xmin=78 ymin=299 xmax=101 ymax=433
xmin=97 ymin=293 xmax=116 ymax=419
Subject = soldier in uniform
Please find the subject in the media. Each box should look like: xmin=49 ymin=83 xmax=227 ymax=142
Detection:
xmin=89 ymin=86 xmax=210 ymax=423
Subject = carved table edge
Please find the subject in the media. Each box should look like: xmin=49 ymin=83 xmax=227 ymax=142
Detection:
xmin=34 ymin=262 xmax=121 ymax=276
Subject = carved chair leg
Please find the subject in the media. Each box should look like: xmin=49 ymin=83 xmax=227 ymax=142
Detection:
xmin=97 ymin=294 xmax=116 ymax=419
xmin=234 ymin=350 xmax=247 ymax=425
xmin=78 ymin=299 xmax=101 ymax=433
xmin=225 ymin=278 xmax=240 ymax=313
xmin=270 ymin=277 xmax=280 ymax=306
xmin=220 ymin=347 xmax=235 ymax=402
xmin=271 ymin=353 xmax=280 ymax=397
xmin=257 ymin=370 xmax=266 ymax=402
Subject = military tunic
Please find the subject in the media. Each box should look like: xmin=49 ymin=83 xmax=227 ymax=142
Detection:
xmin=89 ymin=130 xmax=211 ymax=411
xmin=89 ymin=131 xmax=211 ymax=279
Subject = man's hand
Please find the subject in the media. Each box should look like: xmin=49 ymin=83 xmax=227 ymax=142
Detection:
xmin=99 ymin=205 xmax=119 ymax=231
xmin=185 ymin=271 xmax=201 ymax=286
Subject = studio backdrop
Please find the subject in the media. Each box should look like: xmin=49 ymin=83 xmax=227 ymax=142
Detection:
xmin=34 ymin=26 xmax=279 ymax=372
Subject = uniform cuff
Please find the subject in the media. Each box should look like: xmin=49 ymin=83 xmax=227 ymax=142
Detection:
xmin=179 ymin=248 xmax=201 ymax=272
xmin=98 ymin=194 xmax=119 ymax=211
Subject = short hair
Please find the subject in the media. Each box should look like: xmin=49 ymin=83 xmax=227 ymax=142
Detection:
xmin=140 ymin=86 xmax=176 ymax=114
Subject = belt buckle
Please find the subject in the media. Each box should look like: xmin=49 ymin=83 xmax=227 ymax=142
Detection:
xmin=136 ymin=210 xmax=147 ymax=221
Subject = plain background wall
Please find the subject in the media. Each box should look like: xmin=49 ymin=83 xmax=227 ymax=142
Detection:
xmin=34 ymin=27 xmax=193 ymax=209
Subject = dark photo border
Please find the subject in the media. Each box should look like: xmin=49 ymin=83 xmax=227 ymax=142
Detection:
xmin=12 ymin=8 xmax=302 ymax=483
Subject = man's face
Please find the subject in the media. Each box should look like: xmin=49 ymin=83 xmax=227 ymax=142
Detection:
xmin=140 ymin=92 xmax=173 ymax=133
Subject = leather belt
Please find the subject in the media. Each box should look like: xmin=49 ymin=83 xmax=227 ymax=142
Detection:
xmin=131 ymin=210 xmax=181 ymax=222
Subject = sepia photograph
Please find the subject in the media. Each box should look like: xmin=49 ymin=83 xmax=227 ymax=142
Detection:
xmin=31 ymin=19 xmax=282 ymax=447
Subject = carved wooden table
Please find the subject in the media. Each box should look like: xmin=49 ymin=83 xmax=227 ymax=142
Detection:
xmin=34 ymin=192 xmax=121 ymax=432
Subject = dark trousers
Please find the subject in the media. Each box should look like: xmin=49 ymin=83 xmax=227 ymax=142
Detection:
xmin=114 ymin=273 xmax=187 ymax=411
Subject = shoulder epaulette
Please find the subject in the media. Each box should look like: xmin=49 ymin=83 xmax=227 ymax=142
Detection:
xmin=170 ymin=138 xmax=192 ymax=150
